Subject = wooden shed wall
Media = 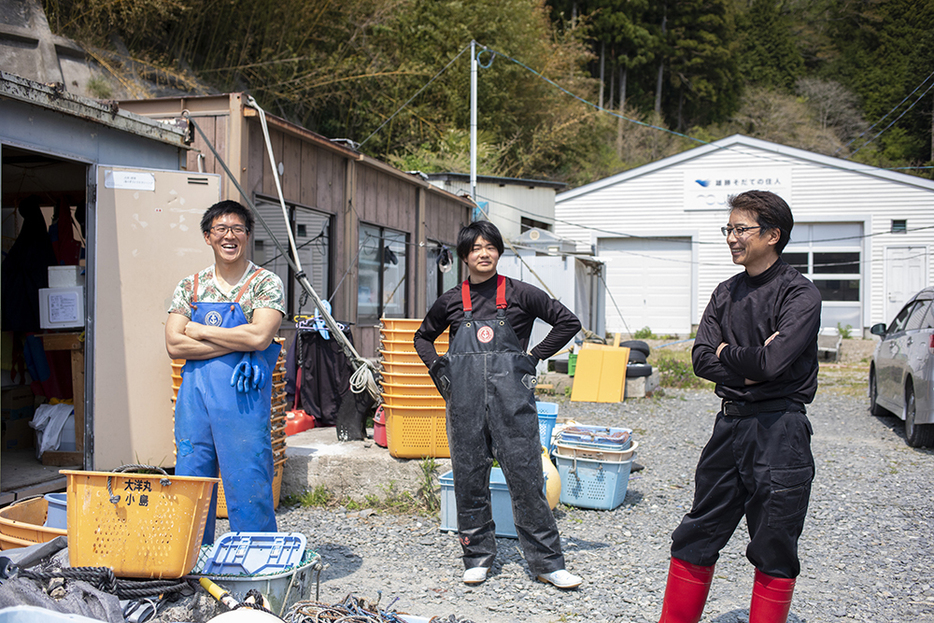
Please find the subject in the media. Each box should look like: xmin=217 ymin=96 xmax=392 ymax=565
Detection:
xmin=120 ymin=95 xmax=472 ymax=358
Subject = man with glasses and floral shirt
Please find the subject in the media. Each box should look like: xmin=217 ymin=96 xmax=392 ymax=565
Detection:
xmin=165 ymin=200 xmax=285 ymax=543
xmin=657 ymin=191 xmax=821 ymax=623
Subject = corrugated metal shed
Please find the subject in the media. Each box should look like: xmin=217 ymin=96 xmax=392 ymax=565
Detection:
xmin=556 ymin=134 xmax=934 ymax=336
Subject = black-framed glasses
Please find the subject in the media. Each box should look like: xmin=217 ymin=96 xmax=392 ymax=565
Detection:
xmin=721 ymin=225 xmax=762 ymax=238
xmin=210 ymin=224 xmax=248 ymax=236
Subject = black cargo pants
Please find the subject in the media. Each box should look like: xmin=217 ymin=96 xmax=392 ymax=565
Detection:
xmin=670 ymin=400 xmax=814 ymax=578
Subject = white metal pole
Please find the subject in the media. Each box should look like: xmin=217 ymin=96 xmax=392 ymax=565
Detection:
xmin=470 ymin=39 xmax=478 ymax=204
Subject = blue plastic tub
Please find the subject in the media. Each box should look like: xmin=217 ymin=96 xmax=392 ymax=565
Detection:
xmin=202 ymin=532 xmax=306 ymax=576
xmin=555 ymin=425 xmax=632 ymax=450
xmin=440 ymin=467 xmax=549 ymax=538
xmin=536 ymin=401 xmax=558 ymax=449
xmin=43 ymin=493 xmax=67 ymax=530
xmin=555 ymin=453 xmax=634 ymax=510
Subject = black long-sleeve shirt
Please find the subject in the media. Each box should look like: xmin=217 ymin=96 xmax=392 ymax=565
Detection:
xmin=414 ymin=274 xmax=581 ymax=368
xmin=692 ymin=259 xmax=821 ymax=404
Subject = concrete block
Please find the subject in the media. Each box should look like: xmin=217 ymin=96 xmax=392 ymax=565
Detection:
xmin=624 ymin=369 xmax=660 ymax=399
xmin=283 ymin=426 xmax=451 ymax=502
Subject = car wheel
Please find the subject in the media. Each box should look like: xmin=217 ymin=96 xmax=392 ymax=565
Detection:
xmin=620 ymin=340 xmax=651 ymax=356
xmin=869 ymin=368 xmax=887 ymax=416
xmin=628 ymin=350 xmax=648 ymax=364
xmin=626 ymin=364 xmax=653 ymax=378
xmin=904 ymin=383 xmax=934 ymax=448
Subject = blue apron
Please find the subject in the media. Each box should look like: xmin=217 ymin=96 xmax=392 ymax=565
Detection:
xmin=175 ymin=269 xmax=281 ymax=544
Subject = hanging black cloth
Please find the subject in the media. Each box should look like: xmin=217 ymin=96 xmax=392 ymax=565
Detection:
xmin=1 ymin=196 xmax=58 ymax=332
xmin=284 ymin=325 xmax=356 ymax=427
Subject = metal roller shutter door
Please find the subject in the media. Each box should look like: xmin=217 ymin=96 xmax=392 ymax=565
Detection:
xmin=598 ymin=237 xmax=692 ymax=335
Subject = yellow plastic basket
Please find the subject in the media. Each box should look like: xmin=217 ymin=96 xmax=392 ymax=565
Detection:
xmin=0 ymin=497 xmax=66 ymax=550
xmin=62 ymin=469 xmax=218 ymax=579
xmin=379 ymin=318 xmax=425 ymax=332
xmin=384 ymin=404 xmax=450 ymax=459
xmin=380 ymin=393 xmax=447 ymax=408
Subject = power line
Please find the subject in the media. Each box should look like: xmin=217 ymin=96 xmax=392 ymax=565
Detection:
xmin=358 ymin=44 xmax=471 ymax=149
xmin=357 ymin=38 xmax=934 ymax=180
xmin=847 ymin=78 xmax=934 ymax=158
xmin=835 ymin=69 xmax=934 ymax=156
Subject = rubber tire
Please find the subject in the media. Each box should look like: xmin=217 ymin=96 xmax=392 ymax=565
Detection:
xmin=628 ymin=350 xmax=648 ymax=364
xmin=904 ymin=383 xmax=934 ymax=447
xmin=554 ymin=359 xmax=569 ymax=374
xmin=869 ymin=368 xmax=888 ymax=416
xmin=626 ymin=364 xmax=653 ymax=378
xmin=620 ymin=340 xmax=651 ymax=356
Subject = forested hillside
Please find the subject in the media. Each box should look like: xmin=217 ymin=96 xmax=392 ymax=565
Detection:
xmin=43 ymin=0 xmax=934 ymax=187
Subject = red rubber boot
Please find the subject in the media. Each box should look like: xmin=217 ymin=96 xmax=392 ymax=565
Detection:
xmin=749 ymin=569 xmax=796 ymax=623
xmin=658 ymin=558 xmax=716 ymax=623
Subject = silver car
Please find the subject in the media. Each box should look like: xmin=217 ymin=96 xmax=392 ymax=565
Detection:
xmin=869 ymin=287 xmax=934 ymax=447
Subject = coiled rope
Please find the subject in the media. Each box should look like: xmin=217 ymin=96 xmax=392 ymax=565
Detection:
xmin=18 ymin=567 xmax=190 ymax=600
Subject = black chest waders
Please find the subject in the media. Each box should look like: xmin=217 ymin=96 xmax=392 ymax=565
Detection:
xmin=429 ymin=276 xmax=564 ymax=574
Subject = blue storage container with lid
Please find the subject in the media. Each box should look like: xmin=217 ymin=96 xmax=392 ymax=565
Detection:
xmin=202 ymin=532 xmax=306 ymax=576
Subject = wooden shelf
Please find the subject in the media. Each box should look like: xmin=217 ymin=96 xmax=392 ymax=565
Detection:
xmin=37 ymin=332 xmax=84 ymax=468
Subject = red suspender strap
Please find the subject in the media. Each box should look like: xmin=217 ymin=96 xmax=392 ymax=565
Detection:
xmin=234 ymin=269 xmax=263 ymax=303
xmin=191 ymin=272 xmax=199 ymax=308
xmin=461 ymin=280 xmax=472 ymax=312
xmin=461 ymin=276 xmax=507 ymax=313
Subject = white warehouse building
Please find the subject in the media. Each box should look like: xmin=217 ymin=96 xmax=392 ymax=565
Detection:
xmin=555 ymin=134 xmax=934 ymax=338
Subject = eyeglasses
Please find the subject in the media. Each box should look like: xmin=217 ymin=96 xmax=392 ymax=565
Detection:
xmin=210 ymin=224 xmax=248 ymax=236
xmin=721 ymin=225 xmax=762 ymax=238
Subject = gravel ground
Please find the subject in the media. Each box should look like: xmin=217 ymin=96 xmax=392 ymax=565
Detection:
xmin=157 ymin=342 xmax=934 ymax=623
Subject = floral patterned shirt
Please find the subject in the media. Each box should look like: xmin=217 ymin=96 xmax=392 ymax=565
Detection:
xmin=168 ymin=262 xmax=286 ymax=323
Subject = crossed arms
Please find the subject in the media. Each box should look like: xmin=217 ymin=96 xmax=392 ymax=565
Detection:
xmin=165 ymin=308 xmax=283 ymax=360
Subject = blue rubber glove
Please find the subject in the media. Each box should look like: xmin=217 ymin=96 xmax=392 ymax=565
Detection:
xmin=231 ymin=354 xmax=253 ymax=393
xmin=249 ymin=351 xmax=269 ymax=390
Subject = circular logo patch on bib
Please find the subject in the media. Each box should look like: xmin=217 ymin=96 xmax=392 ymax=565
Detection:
xmin=477 ymin=326 xmax=494 ymax=343
xmin=205 ymin=311 xmax=223 ymax=326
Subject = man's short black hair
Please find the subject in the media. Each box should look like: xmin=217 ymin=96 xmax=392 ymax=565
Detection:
xmin=456 ymin=220 xmax=505 ymax=262
xmin=200 ymin=200 xmax=254 ymax=235
xmin=728 ymin=190 xmax=793 ymax=254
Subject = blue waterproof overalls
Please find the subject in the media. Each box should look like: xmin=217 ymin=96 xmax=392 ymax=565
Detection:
xmin=175 ymin=269 xmax=281 ymax=544
xmin=429 ymin=276 xmax=565 ymax=574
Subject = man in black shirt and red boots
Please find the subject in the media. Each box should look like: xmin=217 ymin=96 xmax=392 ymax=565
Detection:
xmin=414 ymin=220 xmax=583 ymax=589
xmin=657 ymin=190 xmax=821 ymax=623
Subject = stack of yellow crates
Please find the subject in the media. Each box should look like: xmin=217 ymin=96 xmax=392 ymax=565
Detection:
xmin=378 ymin=318 xmax=450 ymax=458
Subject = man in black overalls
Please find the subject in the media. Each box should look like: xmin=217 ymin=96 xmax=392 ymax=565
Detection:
xmin=414 ymin=221 xmax=582 ymax=588
xmin=657 ymin=191 xmax=821 ymax=623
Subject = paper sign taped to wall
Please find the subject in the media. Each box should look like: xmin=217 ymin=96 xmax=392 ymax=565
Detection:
xmin=48 ymin=291 xmax=80 ymax=323
xmin=104 ymin=170 xmax=156 ymax=191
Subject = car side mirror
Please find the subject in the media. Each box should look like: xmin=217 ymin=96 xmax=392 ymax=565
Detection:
xmin=870 ymin=323 xmax=887 ymax=337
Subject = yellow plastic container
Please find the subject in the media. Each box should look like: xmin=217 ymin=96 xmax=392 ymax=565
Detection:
xmin=383 ymin=404 xmax=450 ymax=458
xmin=380 ymin=360 xmax=430 ymax=375
xmin=0 ymin=496 xmax=67 ymax=550
xmin=379 ymin=318 xmax=425 ymax=332
xmin=62 ymin=469 xmax=218 ymax=579
xmin=378 ymin=350 xmax=425 ymax=364
xmin=379 ymin=382 xmax=442 ymax=397
xmin=377 ymin=371 xmax=434 ymax=386
xmin=380 ymin=393 xmax=447 ymax=408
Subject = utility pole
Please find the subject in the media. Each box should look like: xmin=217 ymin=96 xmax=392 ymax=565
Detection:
xmin=470 ymin=40 xmax=478 ymax=204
